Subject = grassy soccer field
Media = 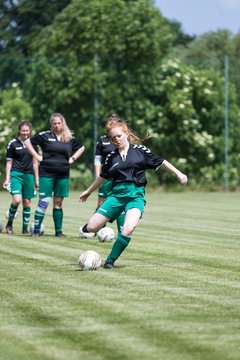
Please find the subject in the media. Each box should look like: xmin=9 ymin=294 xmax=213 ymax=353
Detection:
xmin=0 ymin=190 xmax=239 ymax=360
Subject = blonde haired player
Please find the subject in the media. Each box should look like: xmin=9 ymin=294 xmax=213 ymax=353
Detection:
xmin=25 ymin=113 xmax=85 ymax=236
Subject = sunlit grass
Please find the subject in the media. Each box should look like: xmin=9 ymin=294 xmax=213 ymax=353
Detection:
xmin=0 ymin=190 xmax=239 ymax=360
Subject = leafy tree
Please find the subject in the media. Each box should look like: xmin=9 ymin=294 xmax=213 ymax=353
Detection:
xmin=142 ymin=59 xmax=240 ymax=189
xmin=24 ymin=0 xmax=180 ymax=153
xmin=0 ymin=0 xmax=70 ymax=88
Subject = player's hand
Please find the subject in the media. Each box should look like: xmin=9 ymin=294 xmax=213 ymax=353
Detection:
xmin=79 ymin=190 xmax=90 ymax=202
xmin=3 ymin=180 xmax=8 ymax=189
xmin=177 ymin=173 xmax=188 ymax=185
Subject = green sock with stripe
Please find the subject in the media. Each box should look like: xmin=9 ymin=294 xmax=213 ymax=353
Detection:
xmin=7 ymin=203 xmax=18 ymax=225
xmin=33 ymin=210 xmax=45 ymax=234
xmin=107 ymin=233 xmax=131 ymax=262
xmin=22 ymin=207 xmax=31 ymax=232
xmin=53 ymin=208 xmax=63 ymax=234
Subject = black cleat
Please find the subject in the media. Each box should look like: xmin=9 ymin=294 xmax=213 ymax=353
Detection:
xmin=22 ymin=229 xmax=29 ymax=234
xmin=103 ymin=260 xmax=115 ymax=269
xmin=55 ymin=231 xmax=66 ymax=237
xmin=6 ymin=225 xmax=13 ymax=235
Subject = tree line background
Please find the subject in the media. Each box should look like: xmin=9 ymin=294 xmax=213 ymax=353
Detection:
xmin=1 ymin=0 xmax=240 ymax=190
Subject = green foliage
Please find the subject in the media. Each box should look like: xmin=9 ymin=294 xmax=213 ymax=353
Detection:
xmin=1 ymin=2 xmax=240 ymax=190
xmin=24 ymin=0 xmax=177 ymax=143
xmin=69 ymin=164 xmax=94 ymax=190
xmin=0 ymin=83 xmax=32 ymax=169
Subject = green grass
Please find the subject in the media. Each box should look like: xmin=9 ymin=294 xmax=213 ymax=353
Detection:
xmin=0 ymin=190 xmax=239 ymax=360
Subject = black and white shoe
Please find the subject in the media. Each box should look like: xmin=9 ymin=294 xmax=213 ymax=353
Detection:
xmin=103 ymin=260 xmax=115 ymax=269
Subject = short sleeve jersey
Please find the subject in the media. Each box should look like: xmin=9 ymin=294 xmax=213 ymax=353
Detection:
xmin=95 ymin=135 xmax=116 ymax=164
xmin=6 ymin=138 xmax=35 ymax=174
xmin=30 ymin=131 xmax=83 ymax=178
xmin=100 ymin=144 xmax=164 ymax=187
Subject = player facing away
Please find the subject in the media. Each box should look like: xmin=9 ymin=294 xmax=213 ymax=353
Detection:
xmin=3 ymin=120 xmax=39 ymax=234
xmin=25 ymin=113 xmax=85 ymax=236
xmin=79 ymin=120 xmax=188 ymax=269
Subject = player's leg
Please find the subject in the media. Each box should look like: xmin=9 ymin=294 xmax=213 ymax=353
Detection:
xmin=6 ymin=172 xmax=23 ymax=234
xmin=22 ymin=173 xmax=36 ymax=234
xmin=22 ymin=198 xmax=31 ymax=234
xmin=6 ymin=194 xmax=22 ymax=234
xmin=104 ymin=208 xmax=141 ymax=269
xmin=53 ymin=196 xmax=64 ymax=236
xmin=32 ymin=177 xmax=52 ymax=236
xmin=53 ymin=178 xmax=69 ymax=236
xmin=81 ymin=212 xmax=109 ymax=234
xmin=104 ymin=187 xmax=145 ymax=269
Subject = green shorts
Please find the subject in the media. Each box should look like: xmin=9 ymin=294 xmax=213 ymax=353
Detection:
xmin=97 ymin=182 xmax=146 ymax=222
xmin=98 ymin=179 xmax=114 ymax=198
xmin=38 ymin=177 xmax=69 ymax=198
xmin=9 ymin=171 xmax=35 ymax=199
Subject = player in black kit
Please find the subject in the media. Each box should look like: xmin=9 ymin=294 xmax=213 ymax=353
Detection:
xmin=3 ymin=120 xmax=39 ymax=234
xmin=25 ymin=113 xmax=85 ymax=236
xmin=93 ymin=114 xmax=125 ymax=236
xmin=79 ymin=120 xmax=188 ymax=269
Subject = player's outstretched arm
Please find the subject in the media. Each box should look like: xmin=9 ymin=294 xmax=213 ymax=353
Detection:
xmin=161 ymin=160 xmax=188 ymax=185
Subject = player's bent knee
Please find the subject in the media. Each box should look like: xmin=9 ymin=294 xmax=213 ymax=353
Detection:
xmin=36 ymin=197 xmax=50 ymax=213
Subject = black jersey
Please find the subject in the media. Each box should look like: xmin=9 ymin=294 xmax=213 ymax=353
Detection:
xmin=6 ymin=138 xmax=35 ymax=174
xmin=30 ymin=131 xmax=83 ymax=178
xmin=100 ymin=144 xmax=164 ymax=187
xmin=95 ymin=135 xmax=116 ymax=164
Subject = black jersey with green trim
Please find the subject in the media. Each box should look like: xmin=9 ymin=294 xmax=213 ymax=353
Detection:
xmin=95 ymin=135 xmax=116 ymax=164
xmin=30 ymin=131 xmax=83 ymax=178
xmin=100 ymin=144 xmax=164 ymax=187
xmin=6 ymin=138 xmax=35 ymax=174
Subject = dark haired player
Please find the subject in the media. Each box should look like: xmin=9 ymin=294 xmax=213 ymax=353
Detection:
xmin=3 ymin=120 xmax=39 ymax=234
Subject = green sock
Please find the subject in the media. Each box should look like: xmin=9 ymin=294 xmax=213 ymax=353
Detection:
xmin=107 ymin=233 xmax=131 ymax=262
xmin=7 ymin=204 xmax=18 ymax=225
xmin=53 ymin=208 xmax=63 ymax=234
xmin=33 ymin=210 xmax=45 ymax=233
xmin=22 ymin=207 xmax=31 ymax=231
xmin=116 ymin=212 xmax=125 ymax=236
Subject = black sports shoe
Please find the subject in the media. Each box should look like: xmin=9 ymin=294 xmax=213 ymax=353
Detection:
xmin=55 ymin=231 xmax=66 ymax=237
xmin=22 ymin=229 xmax=29 ymax=234
xmin=103 ymin=260 xmax=115 ymax=269
xmin=6 ymin=225 xmax=13 ymax=235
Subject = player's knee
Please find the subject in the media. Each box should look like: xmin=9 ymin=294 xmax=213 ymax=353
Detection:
xmin=13 ymin=199 xmax=21 ymax=206
xmin=36 ymin=197 xmax=50 ymax=213
xmin=122 ymin=224 xmax=136 ymax=236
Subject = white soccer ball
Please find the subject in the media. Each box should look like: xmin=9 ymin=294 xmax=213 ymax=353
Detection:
xmin=30 ymin=222 xmax=45 ymax=235
xmin=5 ymin=210 xmax=18 ymax=220
xmin=97 ymin=227 xmax=115 ymax=242
xmin=0 ymin=220 xmax=3 ymax=233
xmin=79 ymin=226 xmax=96 ymax=239
xmin=78 ymin=250 xmax=101 ymax=271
